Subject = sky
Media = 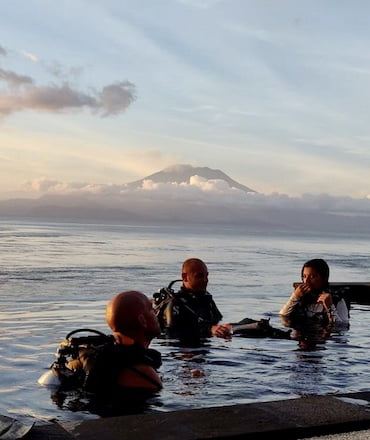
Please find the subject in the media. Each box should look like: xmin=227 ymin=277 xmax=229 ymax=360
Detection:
xmin=1 ymin=0 xmax=370 ymax=202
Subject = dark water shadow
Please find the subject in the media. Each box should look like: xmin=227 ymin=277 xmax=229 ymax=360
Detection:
xmin=49 ymin=386 xmax=163 ymax=418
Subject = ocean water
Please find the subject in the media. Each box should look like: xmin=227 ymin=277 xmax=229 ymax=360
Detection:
xmin=1 ymin=219 xmax=370 ymax=425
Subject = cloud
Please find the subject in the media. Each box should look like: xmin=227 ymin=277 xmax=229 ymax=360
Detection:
xmin=99 ymin=81 xmax=137 ymax=116
xmin=0 ymin=77 xmax=136 ymax=119
xmin=23 ymin=175 xmax=252 ymax=199
xmin=24 ymin=177 xmax=70 ymax=193
xmin=42 ymin=61 xmax=84 ymax=81
xmin=0 ymin=68 xmax=34 ymax=88
xmin=21 ymin=176 xmax=370 ymax=216
xmin=23 ymin=177 xmax=112 ymax=195
xmin=6 ymin=174 xmax=367 ymax=232
xmin=20 ymin=50 xmax=38 ymax=62
xmin=0 ymin=47 xmax=136 ymax=120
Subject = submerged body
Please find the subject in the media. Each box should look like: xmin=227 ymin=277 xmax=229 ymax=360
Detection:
xmin=65 ymin=334 xmax=162 ymax=392
xmin=153 ymin=258 xmax=230 ymax=342
xmin=279 ymin=291 xmax=349 ymax=326
xmin=157 ymin=284 xmax=223 ymax=340
xmin=279 ymin=259 xmax=349 ymax=350
xmin=280 ymin=259 xmax=349 ymax=328
xmin=154 ymin=258 xmax=291 ymax=344
xmin=40 ymin=291 xmax=163 ymax=416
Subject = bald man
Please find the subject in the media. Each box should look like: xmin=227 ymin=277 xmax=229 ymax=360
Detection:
xmin=68 ymin=291 xmax=162 ymax=392
xmin=155 ymin=258 xmax=232 ymax=341
xmin=105 ymin=291 xmax=162 ymax=390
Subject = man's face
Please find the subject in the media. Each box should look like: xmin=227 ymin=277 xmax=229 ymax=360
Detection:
xmin=182 ymin=261 xmax=209 ymax=292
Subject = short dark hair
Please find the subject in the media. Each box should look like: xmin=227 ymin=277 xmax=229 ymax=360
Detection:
xmin=301 ymin=258 xmax=330 ymax=288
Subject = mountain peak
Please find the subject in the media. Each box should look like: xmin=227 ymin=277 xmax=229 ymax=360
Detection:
xmin=127 ymin=164 xmax=256 ymax=193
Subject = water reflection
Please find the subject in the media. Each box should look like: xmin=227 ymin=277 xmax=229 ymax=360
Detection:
xmin=289 ymin=349 xmax=326 ymax=396
xmin=281 ymin=317 xmax=351 ymax=397
xmin=280 ymin=313 xmax=348 ymax=351
xmin=50 ymin=388 xmax=163 ymax=418
xmin=169 ymin=350 xmax=209 ymax=390
xmin=158 ymin=338 xmax=211 ymax=399
xmin=290 ymin=326 xmax=331 ymax=351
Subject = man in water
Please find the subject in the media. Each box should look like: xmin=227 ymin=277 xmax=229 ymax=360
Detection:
xmin=67 ymin=291 xmax=163 ymax=392
xmin=154 ymin=258 xmax=233 ymax=341
xmin=104 ymin=290 xmax=163 ymax=390
xmin=153 ymin=258 xmax=291 ymax=344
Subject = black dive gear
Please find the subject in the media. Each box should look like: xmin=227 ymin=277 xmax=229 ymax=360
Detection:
xmin=50 ymin=328 xmax=162 ymax=393
xmin=153 ymin=281 xmax=291 ymax=342
xmin=153 ymin=280 xmax=223 ymax=340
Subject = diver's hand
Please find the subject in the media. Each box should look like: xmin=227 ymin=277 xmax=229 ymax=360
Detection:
xmin=211 ymin=323 xmax=232 ymax=338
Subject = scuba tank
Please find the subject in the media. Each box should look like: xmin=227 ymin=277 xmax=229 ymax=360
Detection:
xmin=153 ymin=280 xmax=182 ymax=329
xmin=38 ymin=370 xmax=61 ymax=387
xmin=38 ymin=328 xmax=113 ymax=389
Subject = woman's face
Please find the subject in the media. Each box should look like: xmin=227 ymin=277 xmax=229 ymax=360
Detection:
xmin=302 ymin=266 xmax=325 ymax=291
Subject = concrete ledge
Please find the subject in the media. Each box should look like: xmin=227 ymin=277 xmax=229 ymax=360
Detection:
xmin=26 ymin=423 xmax=75 ymax=440
xmin=31 ymin=393 xmax=369 ymax=440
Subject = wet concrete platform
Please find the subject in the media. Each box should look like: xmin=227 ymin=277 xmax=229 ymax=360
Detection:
xmin=25 ymin=392 xmax=370 ymax=440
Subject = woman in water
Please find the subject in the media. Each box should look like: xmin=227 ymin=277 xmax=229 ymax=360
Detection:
xmin=279 ymin=258 xmax=349 ymax=327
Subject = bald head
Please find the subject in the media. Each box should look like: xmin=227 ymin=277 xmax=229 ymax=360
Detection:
xmin=106 ymin=291 xmax=160 ymax=342
xmin=182 ymin=258 xmax=207 ymax=273
xmin=182 ymin=258 xmax=209 ymax=292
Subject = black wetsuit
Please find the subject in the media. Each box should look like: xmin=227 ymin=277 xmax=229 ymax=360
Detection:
xmin=84 ymin=343 xmax=162 ymax=393
xmin=160 ymin=286 xmax=223 ymax=341
xmin=154 ymin=283 xmax=291 ymax=343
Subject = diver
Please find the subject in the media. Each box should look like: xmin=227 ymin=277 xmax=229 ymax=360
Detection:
xmin=279 ymin=258 xmax=349 ymax=328
xmin=153 ymin=258 xmax=290 ymax=344
xmin=40 ymin=291 xmax=163 ymax=399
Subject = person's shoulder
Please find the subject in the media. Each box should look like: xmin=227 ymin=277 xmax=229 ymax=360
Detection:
xmin=116 ymin=363 xmax=162 ymax=391
xmin=114 ymin=344 xmax=162 ymax=390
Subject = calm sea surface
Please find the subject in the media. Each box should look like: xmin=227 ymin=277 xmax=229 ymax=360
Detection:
xmin=1 ymin=219 xmax=370 ymax=425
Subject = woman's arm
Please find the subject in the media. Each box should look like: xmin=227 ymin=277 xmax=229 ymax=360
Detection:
xmin=279 ymin=292 xmax=301 ymax=316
